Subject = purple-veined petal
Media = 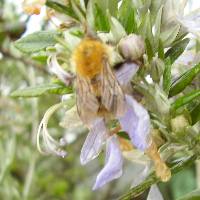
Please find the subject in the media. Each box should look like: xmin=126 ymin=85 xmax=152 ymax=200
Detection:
xmin=80 ymin=118 xmax=108 ymax=165
xmin=119 ymin=95 xmax=151 ymax=151
xmin=48 ymin=55 xmax=74 ymax=85
xmin=93 ymin=135 xmax=123 ymax=190
xmin=115 ymin=62 xmax=139 ymax=86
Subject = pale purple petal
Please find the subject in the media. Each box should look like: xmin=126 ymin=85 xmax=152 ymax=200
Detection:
xmin=80 ymin=118 xmax=108 ymax=165
xmin=119 ymin=95 xmax=151 ymax=151
xmin=147 ymin=185 xmax=164 ymax=200
xmin=115 ymin=62 xmax=139 ymax=86
xmin=49 ymin=55 xmax=74 ymax=85
xmin=131 ymin=164 xmax=151 ymax=188
xmin=93 ymin=135 xmax=123 ymax=190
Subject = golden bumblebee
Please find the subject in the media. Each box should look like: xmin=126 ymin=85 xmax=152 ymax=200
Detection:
xmin=72 ymin=37 xmax=126 ymax=125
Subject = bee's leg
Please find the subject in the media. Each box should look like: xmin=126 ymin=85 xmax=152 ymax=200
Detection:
xmin=110 ymin=126 xmax=134 ymax=151
xmin=145 ymin=141 xmax=171 ymax=182
xmin=110 ymin=125 xmax=121 ymax=136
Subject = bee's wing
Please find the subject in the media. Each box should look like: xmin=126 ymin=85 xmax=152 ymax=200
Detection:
xmin=101 ymin=60 xmax=126 ymax=117
xmin=76 ymin=74 xmax=99 ymax=124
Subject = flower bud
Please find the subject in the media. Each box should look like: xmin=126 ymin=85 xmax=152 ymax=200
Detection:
xmin=118 ymin=34 xmax=145 ymax=61
xmin=171 ymin=115 xmax=189 ymax=134
xmin=150 ymin=57 xmax=164 ymax=83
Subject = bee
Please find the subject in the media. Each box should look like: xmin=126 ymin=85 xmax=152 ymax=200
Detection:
xmin=72 ymin=37 xmax=126 ymax=125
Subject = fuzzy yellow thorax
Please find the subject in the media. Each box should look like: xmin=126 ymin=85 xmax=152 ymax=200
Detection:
xmin=72 ymin=38 xmax=108 ymax=78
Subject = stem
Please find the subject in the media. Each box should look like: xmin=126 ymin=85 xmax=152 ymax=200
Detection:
xmin=22 ymin=67 xmax=39 ymax=200
xmin=1 ymin=48 xmax=47 ymax=73
xmin=22 ymin=155 xmax=37 ymax=200
xmin=118 ymin=155 xmax=197 ymax=200
xmin=196 ymin=161 xmax=200 ymax=188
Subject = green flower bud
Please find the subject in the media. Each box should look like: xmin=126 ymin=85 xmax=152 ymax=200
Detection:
xmin=150 ymin=58 xmax=164 ymax=83
xmin=118 ymin=34 xmax=145 ymax=61
xmin=171 ymin=115 xmax=189 ymax=134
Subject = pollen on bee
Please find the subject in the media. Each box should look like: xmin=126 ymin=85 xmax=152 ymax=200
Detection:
xmin=72 ymin=38 xmax=108 ymax=78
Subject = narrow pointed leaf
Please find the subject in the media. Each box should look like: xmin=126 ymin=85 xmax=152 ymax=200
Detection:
xmin=110 ymin=17 xmax=126 ymax=43
xmin=178 ymin=189 xmax=200 ymax=200
xmin=70 ymin=0 xmax=85 ymax=23
xmin=154 ymin=6 xmax=163 ymax=48
xmin=86 ymin=0 xmax=95 ymax=31
xmin=145 ymin=38 xmax=154 ymax=61
xmin=46 ymin=0 xmax=78 ymax=19
xmin=190 ymin=103 xmax=200 ymax=125
xmin=10 ymin=83 xmax=72 ymax=98
xmin=163 ymin=59 xmax=172 ymax=95
xmin=118 ymin=0 xmax=137 ymax=34
xmin=169 ymin=63 xmax=200 ymax=97
xmin=165 ymin=38 xmax=190 ymax=64
xmin=160 ymin=24 xmax=180 ymax=47
xmin=139 ymin=12 xmax=154 ymax=48
xmin=14 ymin=31 xmax=59 ymax=53
xmin=171 ymin=90 xmax=200 ymax=111
xmin=158 ymin=39 xmax=164 ymax=59
xmin=94 ymin=3 xmax=110 ymax=31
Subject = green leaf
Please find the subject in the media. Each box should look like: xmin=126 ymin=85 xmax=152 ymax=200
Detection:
xmin=178 ymin=189 xmax=200 ymax=200
xmin=154 ymin=5 xmax=163 ymax=48
xmin=158 ymin=39 xmax=164 ymax=59
xmin=118 ymin=0 xmax=137 ymax=34
xmin=86 ymin=0 xmax=95 ymax=32
xmin=94 ymin=3 xmax=110 ymax=31
xmin=107 ymin=0 xmax=118 ymax=17
xmin=171 ymin=90 xmax=200 ymax=111
xmin=31 ymin=52 xmax=48 ymax=64
xmin=94 ymin=0 xmax=118 ymax=17
xmin=10 ymin=83 xmax=72 ymax=98
xmin=145 ymin=38 xmax=154 ymax=62
xmin=163 ymin=58 xmax=172 ymax=95
xmin=160 ymin=24 xmax=180 ymax=47
xmin=84 ymin=0 xmax=89 ymax=7
xmin=70 ymin=0 xmax=85 ymax=23
xmin=14 ymin=31 xmax=59 ymax=53
xmin=109 ymin=16 xmax=126 ymax=43
xmin=165 ymin=38 xmax=190 ymax=64
xmin=150 ymin=0 xmax=164 ymax=20
xmin=190 ymin=103 xmax=200 ymax=125
xmin=169 ymin=63 xmax=200 ymax=97
xmin=139 ymin=12 xmax=154 ymax=48
xmin=46 ymin=0 xmax=78 ymax=19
